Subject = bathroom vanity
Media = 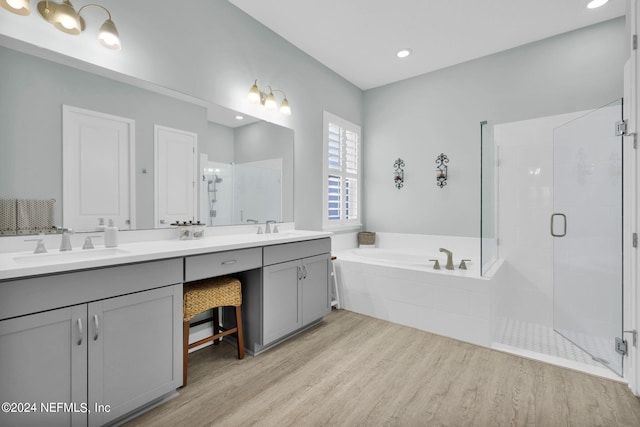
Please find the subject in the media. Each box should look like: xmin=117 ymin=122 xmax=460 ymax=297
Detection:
xmin=0 ymin=230 xmax=331 ymax=426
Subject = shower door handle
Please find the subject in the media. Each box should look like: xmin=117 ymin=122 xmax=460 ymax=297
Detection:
xmin=550 ymin=213 xmax=567 ymax=237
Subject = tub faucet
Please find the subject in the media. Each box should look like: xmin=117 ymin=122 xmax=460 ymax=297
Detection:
xmin=439 ymin=248 xmax=454 ymax=270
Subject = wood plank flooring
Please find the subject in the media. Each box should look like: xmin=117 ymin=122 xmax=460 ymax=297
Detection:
xmin=125 ymin=309 xmax=640 ymax=427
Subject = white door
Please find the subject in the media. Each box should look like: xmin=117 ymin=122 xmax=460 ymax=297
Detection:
xmin=63 ymin=105 xmax=135 ymax=232
xmin=154 ymin=125 xmax=197 ymax=227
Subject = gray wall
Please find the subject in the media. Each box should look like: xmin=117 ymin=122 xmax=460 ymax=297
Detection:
xmin=363 ymin=18 xmax=626 ymax=237
xmin=0 ymin=46 xmax=207 ymax=230
xmin=204 ymin=122 xmax=235 ymax=164
xmin=0 ymin=0 xmax=363 ymax=231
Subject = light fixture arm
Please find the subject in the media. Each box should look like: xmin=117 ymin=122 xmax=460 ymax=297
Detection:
xmin=270 ymin=88 xmax=288 ymax=99
xmin=77 ymin=3 xmax=111 ymax=20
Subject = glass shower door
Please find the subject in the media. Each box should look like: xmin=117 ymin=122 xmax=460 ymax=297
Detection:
xmin=552 ymin=99 xmax=623 ymax=376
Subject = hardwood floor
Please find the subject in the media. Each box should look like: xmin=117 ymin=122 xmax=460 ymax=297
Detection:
xmin=126 ymin=309 xmax=640 ymax=427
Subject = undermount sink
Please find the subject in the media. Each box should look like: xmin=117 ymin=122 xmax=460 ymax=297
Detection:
xmin=13 ymin=247 xmax=131 ymax=265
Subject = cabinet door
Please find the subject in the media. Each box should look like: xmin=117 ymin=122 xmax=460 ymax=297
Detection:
xmin=263 ymin=259 xmax=302 ymax=344
xmin=301 ymin=254 xmax=331 ymax=325
xmin=0 ymin=306 xmax=88 ymax=427
xmin=88 ymin=285 xmax=182 ymax=427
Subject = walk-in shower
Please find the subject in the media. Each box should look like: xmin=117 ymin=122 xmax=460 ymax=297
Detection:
xmin=482 ymin=99 xmax=624 ymax=378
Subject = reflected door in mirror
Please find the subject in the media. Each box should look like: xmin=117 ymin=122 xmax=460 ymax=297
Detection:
xmin=63 ymin=106 xmax=135 ymax=232
xmin=154 ymin=126 xmax=197 ymax=227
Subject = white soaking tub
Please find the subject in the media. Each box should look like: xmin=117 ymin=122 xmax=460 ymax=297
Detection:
xmin=333 ymin=232 xmax=504 ymax=347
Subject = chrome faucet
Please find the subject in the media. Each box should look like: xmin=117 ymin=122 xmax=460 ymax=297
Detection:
xmin=439 ymin=248 xmax=454 ymax=270
xmin=25 ymin=238 xmax=47 ymax=254
xmin=60 ymin=229 xmax=74 ymax=252
xmin=265 ymin=220 xmax=277 ymax=234
xmin=246 ymin=219 xmax=258 ymax=224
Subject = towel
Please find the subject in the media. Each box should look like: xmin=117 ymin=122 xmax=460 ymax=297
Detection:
xmin=0 ymin=198 xmax=17 ymax=236
xmin=16 ymin=199 xmax=55 ymax=235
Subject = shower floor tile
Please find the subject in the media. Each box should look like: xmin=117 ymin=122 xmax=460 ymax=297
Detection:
xmin=493 ymin=317 xmax=601 ymax=367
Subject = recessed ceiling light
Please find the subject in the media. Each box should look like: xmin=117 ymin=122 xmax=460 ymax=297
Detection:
xmin=235 ymin=115 xmax=244 ymax=120
xmin=587 ymin=0 xmax=608 ymax=9
xmin=396 ymin=48 xmax=412 ymax=58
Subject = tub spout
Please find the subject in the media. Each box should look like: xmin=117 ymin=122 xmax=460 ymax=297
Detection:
xmin=439 ymin=248 xmax=454 ymax=270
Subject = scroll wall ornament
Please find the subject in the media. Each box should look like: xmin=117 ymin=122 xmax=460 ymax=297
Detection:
xmin=393 ymin=158 xmax=405 ymax=189
xmin=436 ymin=153 xmax=449 ymax=188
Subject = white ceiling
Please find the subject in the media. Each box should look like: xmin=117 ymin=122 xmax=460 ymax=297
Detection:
xmin=229 ymin=0 xmax=626 ymax=90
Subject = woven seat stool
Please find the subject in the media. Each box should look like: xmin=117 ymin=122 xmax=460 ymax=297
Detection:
xmin=182 ymin=276 xmax=245 ymax=386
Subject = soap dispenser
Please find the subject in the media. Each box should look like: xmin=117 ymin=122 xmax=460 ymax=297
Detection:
xmin=105 ymin=219 xmax=119 ymax=248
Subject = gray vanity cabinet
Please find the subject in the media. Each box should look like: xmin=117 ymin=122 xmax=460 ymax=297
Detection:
xmin=262 ymin=259 xmax=303 ymax=344
xmin=0 ymin=306 xmax=88 ymax=427
xmin=300 ymin=254 xmax=332 ymax=325
xmin=260 ymin=238 xmax=331 ymax=349
xmin=87 ymin=285 xmax=182 ymax=427
xmin=0 ymin=259 xmax=183 ymax=427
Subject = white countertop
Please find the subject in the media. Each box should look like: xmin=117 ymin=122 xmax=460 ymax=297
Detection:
xmin=0 ymin=230 xmax=332 ymax=281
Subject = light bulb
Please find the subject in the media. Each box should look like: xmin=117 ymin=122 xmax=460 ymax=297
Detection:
xmin=60 ymin=15 xmax=76 ymax=29
xmin=98 ymin=19 xmax=121 ymax=50
xmin=280 ymin=98 xmax=291 ymax=116
xmin=264 ymin=92 xmax=277 ymax=110
xmin=396 ymin=48 xmax=412 ymax=58
xmin=7 ymin=0 xmax=25 ymax=9
xmin=248 ymin=82 xmax=261 ymax=103
xmin=2 ymin=0 xmax=30 ymax=15
xmin=587 ymin=0 xmax=608 ymax=8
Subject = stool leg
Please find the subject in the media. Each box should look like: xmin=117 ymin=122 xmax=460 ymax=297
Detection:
xmin=235 ymin=306 xmax=245 ymax=359
xmin=182 ymin=319 xmax=189 ymax=387
xmin=213 ymin=307 xmax=220 ymax=345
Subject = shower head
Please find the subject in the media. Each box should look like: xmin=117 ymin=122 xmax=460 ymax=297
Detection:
xmin=213 ymin=175 xmax=223 ymax=183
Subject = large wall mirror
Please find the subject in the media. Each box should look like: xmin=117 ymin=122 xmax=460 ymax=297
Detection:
xmin=0 ymin=43 xmax=293 ymax=235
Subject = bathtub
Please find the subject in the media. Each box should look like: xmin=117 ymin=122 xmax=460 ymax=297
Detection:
xmin=333 ymin=233 xmax=505 ymax=347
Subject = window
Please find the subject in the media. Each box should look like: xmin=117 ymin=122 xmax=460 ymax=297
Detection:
xmin=323 ymin=111 xmax=361 ymax=230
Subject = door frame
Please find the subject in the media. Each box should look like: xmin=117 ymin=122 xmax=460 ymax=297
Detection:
xmin=627 ymin=0 xmax=639 ymax=397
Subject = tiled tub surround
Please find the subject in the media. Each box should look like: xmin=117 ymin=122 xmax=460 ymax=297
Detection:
xmin=334 ymin=233 xmax=505 ymax=347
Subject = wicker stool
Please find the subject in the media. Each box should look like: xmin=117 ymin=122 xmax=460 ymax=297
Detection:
xmin=183 ymin=276 xmax=245 ymax=386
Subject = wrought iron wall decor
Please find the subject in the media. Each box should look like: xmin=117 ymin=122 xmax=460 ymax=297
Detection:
xmin=435 ymin=153 xmax=449 ymax=188
xmin=393 ymin=158 xmax=405 ymax=189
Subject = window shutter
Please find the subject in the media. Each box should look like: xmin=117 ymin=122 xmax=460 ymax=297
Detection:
xmin=323 ymin=112 xmax=361 ymax=229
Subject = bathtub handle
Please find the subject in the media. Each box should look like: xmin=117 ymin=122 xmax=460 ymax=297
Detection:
xmin=429 ymin=259 xmax=441 ymax=270
xmin=550 ymin=213 xmax=567 ymax=237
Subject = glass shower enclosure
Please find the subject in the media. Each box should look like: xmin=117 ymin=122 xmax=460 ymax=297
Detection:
xmin=552 ymin=99 xmax=624 ymax=376
xmin=480 ymin=121 xmax=499 ymax=276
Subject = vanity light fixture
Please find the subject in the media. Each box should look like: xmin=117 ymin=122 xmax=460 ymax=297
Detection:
xmin=35 ymin=0 xmax=121 ymax=50
xmin=0 ymin=0 xmax=31 ymax=15
xmin=248 ymin=80 xmax=292 ymax=115
xmin=587 ymin=0 xmax=608 ymax=8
